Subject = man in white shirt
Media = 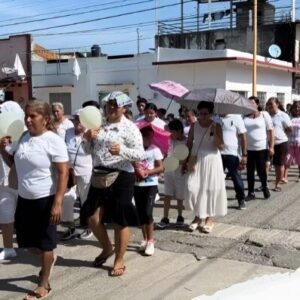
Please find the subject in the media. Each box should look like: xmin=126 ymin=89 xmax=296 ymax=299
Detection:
xmin=221 ymin=115 xmax=247 ymax=209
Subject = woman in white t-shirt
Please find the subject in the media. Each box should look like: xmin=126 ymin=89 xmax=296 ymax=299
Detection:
xmin=284 ymin=102 xmax=300 ymax=181
xmin=266 ymin=98 xmax=292 ymax=191
xmin=51 ymin=102 xmax=74 ymax=140
xmin=0 ymin=101 xmax=69 ymax=300
xmin=244 ymin=98 xmax=274 ymax=200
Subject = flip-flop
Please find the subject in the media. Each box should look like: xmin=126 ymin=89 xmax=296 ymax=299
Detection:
xmin=24 ymin=284 xmax=51 ymax=300
xmin=279 ymin=179 xmax=288 ymax=184
xmin=273 ymin=186 xmax=282 ymax=192
xmin=202 ymin=223 xmax=214 ymax=234
xmin=93 ymin=251 xmax=114 ymax=268
xmin=188 ymin=222 xmax=199 ymax=232
xmin=109 ymin=266 xmax=126 ymax=277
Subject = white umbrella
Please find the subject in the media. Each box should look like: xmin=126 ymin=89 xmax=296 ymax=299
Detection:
xmin=178 ymin=88 xmax=257 ymax=115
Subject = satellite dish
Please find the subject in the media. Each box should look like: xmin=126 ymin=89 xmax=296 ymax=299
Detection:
xmin=268 ymin=44 xmax=281 ymax=58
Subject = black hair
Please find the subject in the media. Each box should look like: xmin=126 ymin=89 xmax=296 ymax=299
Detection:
xmin=140 ymin=125 xmax=154 ymax=137
xmin=137 ymin=97 xmax=148 ymax=105
xmin=197 ymin=101 xmax=214 ymax=114
xmin=145 ymin=102 xmax=158 ymax=112
xmin=157 ymin=108 xmax=167 ymax=116
xmin=168 ymin=118 xmax=184 ymax=133
xmin=82 ymin=100 xmax=100 ymax=109
xmin=248 ymin=96 xmax=262 ymax=111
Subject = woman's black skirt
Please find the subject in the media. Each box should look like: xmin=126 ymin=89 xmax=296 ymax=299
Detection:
xmin=81 ymin=170 xmax=139 ymax=227
xmin=15 ymin=195 xmax=57 ymax=251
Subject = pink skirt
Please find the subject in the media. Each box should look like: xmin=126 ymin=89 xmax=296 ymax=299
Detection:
xmin=285 ymin=144 xmax=300 ymax=166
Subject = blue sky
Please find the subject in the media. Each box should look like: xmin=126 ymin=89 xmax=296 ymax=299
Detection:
xmin=0 ymin=0 xmax=296 ymax=55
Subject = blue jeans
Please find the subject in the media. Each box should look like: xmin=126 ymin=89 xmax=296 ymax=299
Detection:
xmin=222 ymin=155 xmax=245 ymax=201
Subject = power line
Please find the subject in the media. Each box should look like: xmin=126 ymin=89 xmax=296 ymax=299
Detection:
xmin=0 ymin=0 xmax=131 ymax=24
xmin=0 ymin=0 xmax=194 ymax=37
xmin=0 ymin=0 xmax=154 ymax=28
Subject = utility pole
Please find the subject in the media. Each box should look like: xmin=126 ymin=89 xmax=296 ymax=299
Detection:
xmin=291 ymin=0 xmax=296 ymax=22
xmin=252 ymin=0 xmax=257 ymax=97
xmin=208 ymin=0 xmax=211 ymax=29
xmin=136 ymin=28 xmax=140 ymax=95
xmin=137 ymin=28 xmax=140 ymax=55
xmin=181 ymin=0 xmax=184 ymax=33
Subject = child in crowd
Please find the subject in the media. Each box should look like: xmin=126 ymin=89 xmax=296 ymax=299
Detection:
xmin=134 ymin=126 xmax=164 ymax=256
xmin=157 ymin=119 xmax=187 ymax=229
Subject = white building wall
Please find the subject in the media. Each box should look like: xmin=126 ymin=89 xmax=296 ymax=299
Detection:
xmin=32 ymin=48 xmax=293 ymax=116
xmin=226 ymin=62 xmax=292 ymax=104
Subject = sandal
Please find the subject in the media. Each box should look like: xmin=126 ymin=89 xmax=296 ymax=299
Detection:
xmin=202 ymin=223 xmax=214 ymax=234
xmin=24 ymin=284 xmax=51 ymax=300
xmin=279 ymin=179 xmax=288 ymax=184
xmin=109 ymin=266 xmax=126 ymax=277
xmin=273 ymin=186 xmax=282 ymax=192
xmin=188 ymin=222 xmax=199 ymax=232
xmin=93 ymin=250 xmax=114 ymax=268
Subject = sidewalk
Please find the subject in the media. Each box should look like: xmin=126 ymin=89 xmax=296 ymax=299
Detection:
xmin=0 ymin=236 xmax=288 ymax=300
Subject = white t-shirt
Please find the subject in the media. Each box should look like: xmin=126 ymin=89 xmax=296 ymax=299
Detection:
xmin=244 ymin=112 xmax=273 ymax=151
xmin=135 ymin=144 xmax=163 ymax=187
xmin=65 ymin=128 xmax=93 ymax=176
xmin=271 ymin=110 xmax=292 ymax=145
xmin=13 ymin=131 xmax=69 ymax=199
xmin=56 ymin=118 xmax=74 ymax=140
xmin=221 ymin=115 xmax=246 ymax=156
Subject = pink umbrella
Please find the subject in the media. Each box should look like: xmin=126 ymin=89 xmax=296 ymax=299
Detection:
xmin=149 ymin=80 xmax=190 ymax=100
xmin=136 ymin=120 xmax=170 ymax=155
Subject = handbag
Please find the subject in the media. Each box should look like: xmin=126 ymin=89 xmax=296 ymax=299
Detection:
xmin=186 ymin=125 xmax=210 ymax=172
xmin=91 ymin=167 xmax=120 ymax=189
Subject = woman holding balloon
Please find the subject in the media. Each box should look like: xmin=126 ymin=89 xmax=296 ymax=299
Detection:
xmin=81 ymin=91 xmax=144 ymax=277
xmin=1 ymin=100 xmax=69 ymax=300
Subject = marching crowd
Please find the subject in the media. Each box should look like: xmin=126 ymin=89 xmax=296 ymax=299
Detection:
xmin=0 ymin=92 xmax=298 ymax=299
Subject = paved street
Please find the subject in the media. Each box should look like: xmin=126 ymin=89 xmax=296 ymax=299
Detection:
xmin=1 ymin=168 xmax=300 ymax=299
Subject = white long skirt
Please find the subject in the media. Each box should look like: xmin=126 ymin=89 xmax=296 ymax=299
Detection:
xmin=184 ymin=151 xmax=227 ymax=219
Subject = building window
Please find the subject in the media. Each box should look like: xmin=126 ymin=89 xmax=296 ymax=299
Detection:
xmin=231 ymin=90 xmax=248 ymax=98
xmin=257 ymin=91 xmax=267 ymax=107
xmin=49 ymin=93 xmax=71 ymax=115
xmin=277 ymin=93 xmax=285 ymax=104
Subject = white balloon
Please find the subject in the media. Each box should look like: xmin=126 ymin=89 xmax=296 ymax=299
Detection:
xmin=173 ymin=144 xmax=189 ymax=161
xmin=0 ymin=112 xmax=25 ymax=140
xmin=163 ymin=156 xmax=179 ymax=172
xmin=79 ymin=106 xmax=102 ymax=129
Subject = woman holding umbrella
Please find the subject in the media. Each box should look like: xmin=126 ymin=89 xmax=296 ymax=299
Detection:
xmin=184 ymin=101 xmax=227 ymax=233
